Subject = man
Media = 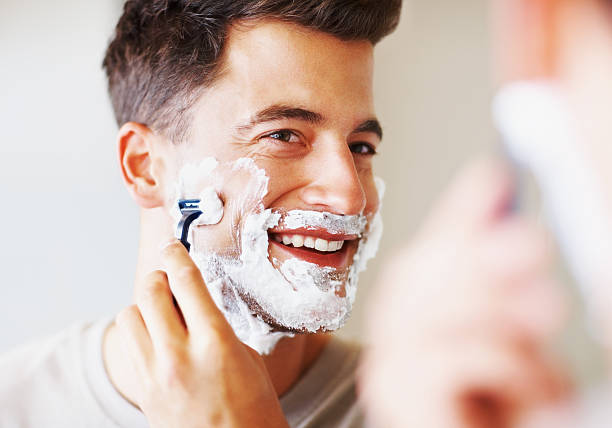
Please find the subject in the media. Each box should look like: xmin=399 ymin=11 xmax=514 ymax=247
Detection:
xmin=0 ymin=1 xmax=401 ymax=427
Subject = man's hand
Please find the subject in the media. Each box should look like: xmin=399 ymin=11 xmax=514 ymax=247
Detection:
xmin=359 ymin=157 xmax=570 ymax=428
xmin=114 ymin=241 xmax=289 ymax=428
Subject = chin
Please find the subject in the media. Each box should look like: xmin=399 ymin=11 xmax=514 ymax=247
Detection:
xmin=237 ymin=276 xmax=354 ymax=334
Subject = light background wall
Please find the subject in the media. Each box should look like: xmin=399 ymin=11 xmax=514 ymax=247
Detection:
xmin=0 ymin=0 xmax=133 ymax=351
xmin=0 ymin=0 xmax=505 ymax=353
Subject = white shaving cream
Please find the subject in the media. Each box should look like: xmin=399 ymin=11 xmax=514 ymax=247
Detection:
xmin=279 ymin=211 xmax=367 ymax=236
xmin=171 ymin=157 xmax=384 ymax=354
xmin=193 ymin=187 xmax=224 ymax=226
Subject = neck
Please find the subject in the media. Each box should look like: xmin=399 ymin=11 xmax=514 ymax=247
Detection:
xmin=105 ymin=211 xmax=331 ymax=405
xmin=134 ymin=209 xmax=172 ymax=295
xmin=262 ymin=332 xmax=332 ymax=396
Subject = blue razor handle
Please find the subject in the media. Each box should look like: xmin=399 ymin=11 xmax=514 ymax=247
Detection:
xmin=176 ymin=199 xmax=203 ymax=252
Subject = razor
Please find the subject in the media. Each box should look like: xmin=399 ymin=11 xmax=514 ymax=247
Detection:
xmin=176 ymin=199 xmax=203 ymax=252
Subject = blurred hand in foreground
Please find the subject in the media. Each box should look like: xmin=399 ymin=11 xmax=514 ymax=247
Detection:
xmin=359 ymin=157 xmax=571 ymax=428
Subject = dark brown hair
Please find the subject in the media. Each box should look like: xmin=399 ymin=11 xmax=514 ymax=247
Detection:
xmin=102 ymin=0 xmax=402 ymax=143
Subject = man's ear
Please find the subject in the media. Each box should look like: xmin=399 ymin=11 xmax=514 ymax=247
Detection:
xmin=117 ymin=122 xmax=166 ymax=209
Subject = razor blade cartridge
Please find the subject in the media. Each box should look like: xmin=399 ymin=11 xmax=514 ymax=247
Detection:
xmin=176 ymin=199 xmax=203 ymax=252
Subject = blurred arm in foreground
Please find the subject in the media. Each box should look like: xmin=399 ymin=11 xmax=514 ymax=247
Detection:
xmin=360 ymin=0 xmax=612 ymax=426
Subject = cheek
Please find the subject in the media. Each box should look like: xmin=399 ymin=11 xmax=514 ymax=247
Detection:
xmin=365 ymin=190 xmax=380 ymax=217
xmin=260 ymin=160 xmax=381 ymax=214
xmin=362 ymin=174 xmax=381 ymax=216
xmin=181 ymin=158 xmax=273 ymax=254
xmin=258 ymin=161 xmax=307 ymax=207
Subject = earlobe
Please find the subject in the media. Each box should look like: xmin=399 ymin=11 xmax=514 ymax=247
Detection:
xmin=118 ymin=122 xmax=166 ymax=209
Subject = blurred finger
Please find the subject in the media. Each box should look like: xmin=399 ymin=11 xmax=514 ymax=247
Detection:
xmin=424 ymin=156 xmax=515 ymax=238
xmin=451 ymin=339 xmax=568 ymax=413
xmin=479 ymin=217 xmax=553 ymax=282
xmin=503 ymin=277 xmax=568 ymax=339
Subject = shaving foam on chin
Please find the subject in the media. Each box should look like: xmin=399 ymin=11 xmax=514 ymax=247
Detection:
xmin=171 ymin=157 xmax=384 ymax=354
xmin=493 ymin=81 xmax=612 ymax=339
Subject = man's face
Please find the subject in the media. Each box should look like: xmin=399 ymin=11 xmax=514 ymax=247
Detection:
xmin=159 ymin=21 xmax=381 ymax=343
xmin=169 ymin=20 xmax=380 ymax=270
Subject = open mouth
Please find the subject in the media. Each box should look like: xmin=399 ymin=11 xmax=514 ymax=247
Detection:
xmin=267 ymin=229 xmax=356 ymax=268
xmin=271 ymin=233 xmax=345 ymax=252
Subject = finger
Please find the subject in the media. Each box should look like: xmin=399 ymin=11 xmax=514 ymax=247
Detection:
xmin=137 ymin=270 xmax=187 ymax=351
xmin=518 ymin=400 xmax=579 ymax=428
xmin=424 ymin=156 xmax=516 ymax=237
xmin=479 ymin=217 xmax=553 ymax=282
xmin=115 ymin=305 xmax=153 ymax=371
xmin=160 ymin=240 xmax=228 ymax=335
xmin=502 ymin=277 xmax=568 ymax=340
xmin=450 ymin=339 xmax=567 ymax=413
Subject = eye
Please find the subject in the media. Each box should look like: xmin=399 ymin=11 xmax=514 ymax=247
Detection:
xmin=259 ymin=129 xmax=301 ymax=144
xmin=350 ymin=142 xmax=377 ymax=156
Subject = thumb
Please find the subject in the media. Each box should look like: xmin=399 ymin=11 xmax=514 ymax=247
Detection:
xmin=423 ymin=155 xmax=516 ymax=238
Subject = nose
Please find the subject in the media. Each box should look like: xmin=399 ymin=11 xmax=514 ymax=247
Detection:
xmin=298 ymin=142 xmax=367 ymax=215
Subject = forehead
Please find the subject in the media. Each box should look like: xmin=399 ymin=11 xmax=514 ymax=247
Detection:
xmin=200 ymin=20 xmax=375 ymax=125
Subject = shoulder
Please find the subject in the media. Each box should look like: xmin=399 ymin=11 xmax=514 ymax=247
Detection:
xmin=2 ymin=321 xmax=87 ymax=361
xmin=0 ymin=320 xmax=107 ymax=427
xmin=0 ymin=321 xmax=94 ymax=379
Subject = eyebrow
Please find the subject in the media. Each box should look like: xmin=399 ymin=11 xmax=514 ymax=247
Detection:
xmin=353 ymin=119 xmax=383 ymax=140
xmin=234 ymin=104 xmax=383 ymax=140
xmin=235 ymin=105 xmax=324 ymax=134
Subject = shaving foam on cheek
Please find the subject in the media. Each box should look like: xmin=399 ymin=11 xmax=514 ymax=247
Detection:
xmin=170 ymin=158 xmax=221 ymax=226
xmin=193 ymin=187 xmax=223 ymax=226
xmin=352 ymin=177 xmax=385 ymax=271
xmin=172 ymin=157 xmax=293 ymax=353
xmin=171 ymin=157 xmax=385 ymax=355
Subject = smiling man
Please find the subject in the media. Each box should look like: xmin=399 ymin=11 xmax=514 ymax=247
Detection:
xmin=0 ymin=1 xmax=401 ymax=427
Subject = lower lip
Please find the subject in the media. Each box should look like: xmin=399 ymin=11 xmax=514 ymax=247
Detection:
xmin=268 ymin=238 xmax=352 ymax=269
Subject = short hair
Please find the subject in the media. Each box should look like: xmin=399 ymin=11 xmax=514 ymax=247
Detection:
xmin=102 ymin=0 xmax=402 ymax=143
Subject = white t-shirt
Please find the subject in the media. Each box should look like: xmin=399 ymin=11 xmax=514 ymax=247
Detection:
xmin=0 ymin=318 xmax=363 ymax=428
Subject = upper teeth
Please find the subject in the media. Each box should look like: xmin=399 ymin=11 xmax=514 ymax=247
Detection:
xmin=274 ymin=234 xmax=345 ymax=252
